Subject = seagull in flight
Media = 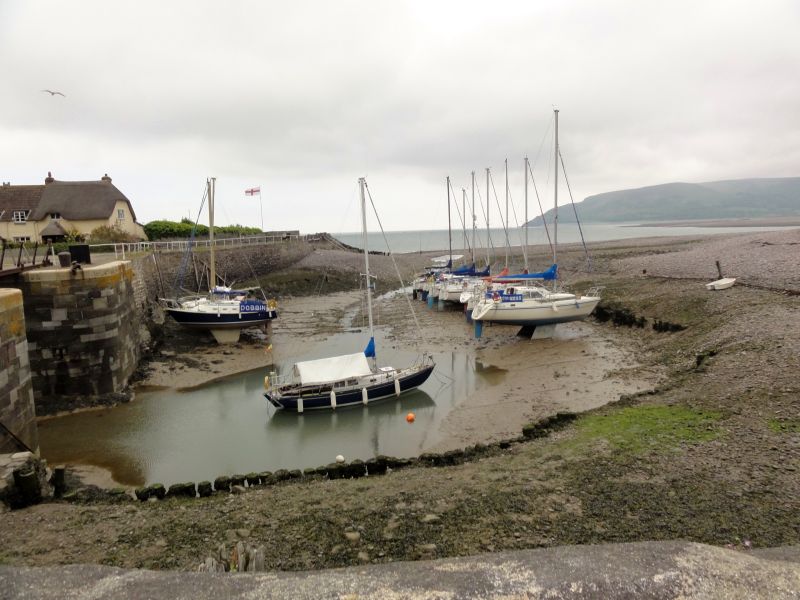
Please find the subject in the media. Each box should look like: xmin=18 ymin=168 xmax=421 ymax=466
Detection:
xmin=41 ymin=89 xmax=65 ymax=97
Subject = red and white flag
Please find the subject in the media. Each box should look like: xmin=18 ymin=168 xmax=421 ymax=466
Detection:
xmin=245 ymin=187 xmax=260 ymax=196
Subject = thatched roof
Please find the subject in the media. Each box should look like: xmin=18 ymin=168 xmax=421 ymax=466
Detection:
xmin=0 ymin=185 xmax=44 ymax=222
xmin=40 ymin=219 xmax=68 ymax=237
xmin=0 ymin=174 xmax=139 ymax=223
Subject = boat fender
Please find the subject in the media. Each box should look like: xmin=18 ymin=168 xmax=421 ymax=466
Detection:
xmin=394 ymin=376 xmax=401 ymax=397
xmin=362 ymin=388 xmax=368 ymax=405
xmin=298 ymin=397 xmax=304 ymax=414
xmin=330 ymin=390 xmax=337 ymax=410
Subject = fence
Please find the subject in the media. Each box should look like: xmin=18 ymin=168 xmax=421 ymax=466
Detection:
xmin=88 ymin=233 xmax=332 ymax=260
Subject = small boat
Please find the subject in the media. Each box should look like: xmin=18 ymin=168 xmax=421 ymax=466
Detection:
xmin=161 ymin=178 xmax=278 ymax=343
xmin=265 ymin=177 xmax=434 ymax=412
xmin=705 ymin=277 xmax=736 ymax=290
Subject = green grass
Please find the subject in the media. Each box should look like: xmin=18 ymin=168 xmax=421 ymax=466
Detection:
xmin=768 ymin=418 xmax=800 ymax=434
xmin=569 ymin=404 xmax=722 ymax=454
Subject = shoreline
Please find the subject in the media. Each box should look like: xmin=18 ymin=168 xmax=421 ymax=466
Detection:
xmin=5 ymin=228 xmax=799 ymax=573
xmin=630 ymin=217 xmax=800 ymax=228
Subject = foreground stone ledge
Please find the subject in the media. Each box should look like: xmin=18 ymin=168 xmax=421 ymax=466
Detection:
xmin=1 ymin=541 xmax=799 ymax=599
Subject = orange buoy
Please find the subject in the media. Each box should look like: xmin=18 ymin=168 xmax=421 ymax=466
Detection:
xmin=406 ymin=412 xmax=416 ymax=423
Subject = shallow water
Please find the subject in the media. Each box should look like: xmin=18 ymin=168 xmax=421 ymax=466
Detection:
xmin=334 ymin=223 xmax=799 ymax=254
xmin=38 ymin=332 xmax=501 ymax=488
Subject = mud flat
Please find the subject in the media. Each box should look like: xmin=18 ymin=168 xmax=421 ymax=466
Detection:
xmin=3 ymin=229 xmax=799 ymax=573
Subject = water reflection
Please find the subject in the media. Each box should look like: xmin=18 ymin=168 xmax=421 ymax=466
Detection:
xmin=38 ymin=332 xmax=506 ymax=487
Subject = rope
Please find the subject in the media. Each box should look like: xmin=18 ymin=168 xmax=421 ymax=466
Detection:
xmin=527 ymin=159 xmax=553 ymax=256
xmin=446 ymin=178 xmax=472 ymax=259
xmin=172 ymin=183 xmax=208 ymax=294
xmin=488 ymin=170 xmax=512 ymax=263
xmin=362 ymin=179 xmax=424 ymax=341
xmin=558 ymin=149 xmax=593 ymax=272
xmin=0 ymin=420 xmax=34 ymax=453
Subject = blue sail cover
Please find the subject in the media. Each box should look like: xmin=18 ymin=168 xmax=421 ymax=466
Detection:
xmin=364 ymin=337 xmax=376 ymax=358
xmin=495 ymin=264 xmax=558 ymax=281
xmin=449 ymin=263 xmax=490 ymax=277
xmin=451 ymin=263 xmax=475 ymax=275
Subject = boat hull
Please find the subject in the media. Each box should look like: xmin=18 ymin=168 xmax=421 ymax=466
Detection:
xmin=265 ymin=364 xmax=435 ymax=412
xmin=471 ymin=297 xmax=600 ymax=326
xmin=705 ymin=278 xmax=736 ymax=290
xmin=165 ymin=307 xmax=278 ymax=329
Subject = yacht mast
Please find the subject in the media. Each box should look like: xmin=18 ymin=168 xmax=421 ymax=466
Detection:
xmin=504 ymin=158 xmax=509 ymax=269
xmin=447 ymin=176 xmax=452 ymax=268
xmin=471 ymin=171 xmax=476 ymax=265
xmin=553 ymin=109 xmax=559 ymax=271
xmin=462 ymin=188 xmax=468 ymax=260
xmin=208 ymin=177 xmax=216 ymax=291
xmin=359 ymin=177 xmax=375 ymax=367
xmin=485 ymin=167 xmax=491 ymax=266
xmin=524 ymin=156 xmax=529 ymax=270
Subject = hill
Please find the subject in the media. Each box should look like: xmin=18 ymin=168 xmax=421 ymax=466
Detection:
xmin=527 ymin=177 xmax=800 ymax=225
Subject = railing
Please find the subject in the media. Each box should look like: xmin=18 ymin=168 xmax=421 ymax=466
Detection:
xmin=0 ymin=239 xmax=54 ymax=274
xmin=89 ymin=233 xmax=329 ymax=260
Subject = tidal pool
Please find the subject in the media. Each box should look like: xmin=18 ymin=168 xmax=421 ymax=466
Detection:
xmin=38 ymin=338 xmax=504 ymax=488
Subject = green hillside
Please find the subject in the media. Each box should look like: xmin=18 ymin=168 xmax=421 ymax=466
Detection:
xmin=527 ymin=177 xmax=800 ymax=225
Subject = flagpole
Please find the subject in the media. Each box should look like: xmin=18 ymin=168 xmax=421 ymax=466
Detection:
xmin=259 ymin=188 xmax=264 ymax=232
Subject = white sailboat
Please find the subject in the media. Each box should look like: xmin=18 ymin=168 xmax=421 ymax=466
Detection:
xmin=471 ymin=110 xmax=601 ymax=337
xmin=264 ymin=177 xmax=434 ymax=412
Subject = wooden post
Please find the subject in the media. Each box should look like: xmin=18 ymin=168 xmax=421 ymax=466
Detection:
xmin=52 ymin=466 xmax=66 ymax=498
xmin=715 ymin=260 xmax=724 ymax=279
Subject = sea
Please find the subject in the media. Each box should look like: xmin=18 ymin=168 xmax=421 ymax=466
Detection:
xmin=332 ymin=223 xmax=799 ymax=255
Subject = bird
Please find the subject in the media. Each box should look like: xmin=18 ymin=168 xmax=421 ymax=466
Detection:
xmin=41 ymin=89 xmax=65 ymax=97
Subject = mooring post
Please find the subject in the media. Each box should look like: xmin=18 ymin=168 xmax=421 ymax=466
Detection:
xmin=474 ymin=319 xmax=483 ymax=339
xmin=715 ymin=260 xmax=724 ymax=279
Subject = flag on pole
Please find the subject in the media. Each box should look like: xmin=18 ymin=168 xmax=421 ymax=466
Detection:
xmin=245 ymin=187 xmax=261 ymax=196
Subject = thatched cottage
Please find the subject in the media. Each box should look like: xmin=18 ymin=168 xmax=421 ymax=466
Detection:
xmin=0 ymin=172 xmax=146 ymax=243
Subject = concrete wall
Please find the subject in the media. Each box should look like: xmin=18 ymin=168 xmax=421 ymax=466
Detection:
xmin=18 ymin=261 xmax=140 ymax=414
xmin=0 ymin=289 xmax=37 ymax=453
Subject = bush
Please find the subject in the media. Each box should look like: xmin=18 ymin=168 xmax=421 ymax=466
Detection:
xmin=88 ymin=225 xmax=141 ymax=243
xmin=144 ymin=220 xmax=262 ymax=240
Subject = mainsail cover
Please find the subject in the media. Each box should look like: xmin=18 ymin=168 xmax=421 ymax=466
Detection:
xmin=293 ymin=353 xmax=372 ymax=385
xmin=494 ymin=264 xmax=558 ymax=281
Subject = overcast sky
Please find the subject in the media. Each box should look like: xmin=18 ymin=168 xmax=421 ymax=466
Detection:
xmin=1 ymin=1 xmax=798 ymax=233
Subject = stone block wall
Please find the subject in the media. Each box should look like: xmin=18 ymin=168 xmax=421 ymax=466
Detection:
xmin=0 ymin=289 xmax=37 ymax=453
xmin=130 ymin=239 xmax=316 ymax=300
xmin=19 ymin=261 xmax=140 ymax=414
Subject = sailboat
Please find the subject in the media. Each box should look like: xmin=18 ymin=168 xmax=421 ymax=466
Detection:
xmin=471 ymin=110 xmax=601 ymax=337
xmin=161 ymin=178 xmax=278 ymax=344
xmin=264 ymin=177 xmax=435 ymax=412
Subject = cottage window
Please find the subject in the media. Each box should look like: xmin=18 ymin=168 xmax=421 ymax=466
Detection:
xmin=12 ymin=210 xmax=28 ymax=223
xmin=117 ymin=208 xmax=125 ymax=220
xmin=13 ymin=236 xmax=31 ymax=242
xmin=49 ymin=212 xmax=61 ymax=220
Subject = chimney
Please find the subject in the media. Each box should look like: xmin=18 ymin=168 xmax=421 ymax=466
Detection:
xmin=101 ymin=173 xmax=112 ymax=183
xmin=45 ymin=171 xmax=54 ymax=184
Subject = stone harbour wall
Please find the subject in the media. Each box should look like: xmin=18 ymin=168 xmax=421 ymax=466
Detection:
xmin=19 ymin=261 xmax=140 ymax=414
xmin=0 ymin=289 xmax=37 ymax=453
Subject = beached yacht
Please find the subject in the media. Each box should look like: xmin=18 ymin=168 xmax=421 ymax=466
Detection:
xmin=264 ymin=177 xmax=434 ymax=412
